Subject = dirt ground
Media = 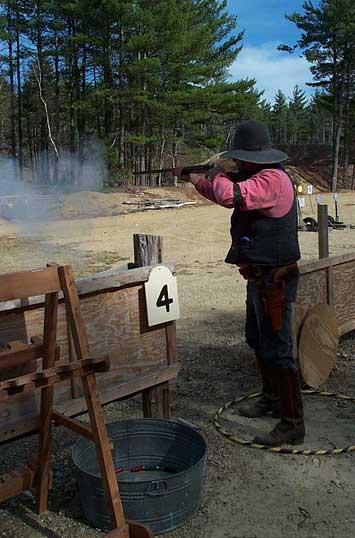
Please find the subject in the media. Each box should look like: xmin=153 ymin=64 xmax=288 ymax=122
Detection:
xmin=1 ymin=188 xmax=355 ymax=538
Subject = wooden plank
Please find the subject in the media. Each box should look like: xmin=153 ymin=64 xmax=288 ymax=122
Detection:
xmin=299 ymin=251 xmax=355 ymax=275
xmin=0 ymin=312 xmax=31 ymax=382
xmin=339 ymin=320 xmax=355 ymax=336
xmin=332 ymin=260 xmax=355 ymax=331
xmin=0 ymin=356 xmax=110 ymax=395
xmin=0 ymin=267 xmax=61 ymax=302
xmin=82 ymin=373 xmax=128 ymax=534
xmin=60 ymin=266 xmax=128 ymax=534
xmin=56 ymin=364 xmax=179 ymax=417
xmin=0 ymin=364 xmax=180 ymax=444
xmin=52 ymin=412 xmax=94 ymax=441
xmin=0 ymin=262 xmax=175 ymax=316
xmin=76 ymin=261 xmax=174 ymax=296
xmin=37 ymin=291 xmax=58 ymax=514
xmin=0 ymin=339 xmax=44 ymax=370
xmin=0 ymin=466 xmax=35 ymax=503
xmin=58 ymin=266 xmax=91 ymax=360
xmin=293 ymin=268 xmax=328 ymax=337
xmin=66 ymin=306 xmax=83 ymax=399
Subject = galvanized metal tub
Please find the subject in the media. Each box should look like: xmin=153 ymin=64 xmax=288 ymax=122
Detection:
xmin=72 ymin=419 xmax=206 ymax=535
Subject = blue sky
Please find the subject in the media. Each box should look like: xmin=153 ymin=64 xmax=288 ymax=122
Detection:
xmin=227 ymin=1 xmax=320 ymax=104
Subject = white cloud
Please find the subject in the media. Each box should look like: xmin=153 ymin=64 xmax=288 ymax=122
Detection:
xmin=229 ymin=42 xmax=314 ymax=104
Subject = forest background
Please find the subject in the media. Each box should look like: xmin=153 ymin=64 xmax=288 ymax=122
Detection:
xmin=0 ymin=0 xmax=354 ymax=191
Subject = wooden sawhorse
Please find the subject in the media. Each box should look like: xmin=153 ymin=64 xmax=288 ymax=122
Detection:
xmin=0 ymin=265 xmax=152 ymax=538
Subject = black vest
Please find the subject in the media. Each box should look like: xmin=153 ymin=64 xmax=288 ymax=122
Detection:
xmin=225 ymin=167 xmax=301 ymax=267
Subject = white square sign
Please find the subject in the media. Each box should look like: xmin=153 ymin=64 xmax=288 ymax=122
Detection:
xmin=298 ymin=197 xmax=305 ymax=208
xmin=307 ymin=185 xmax=313 ymax=195
xmin=145 ymin=266 xmax=180 ymax=327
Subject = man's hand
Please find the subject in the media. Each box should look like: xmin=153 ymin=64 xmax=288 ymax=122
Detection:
xmin=206 ymin=166 xmax=226 ymax=181
xmin=173 ymin=167 xmax=191 ymax=182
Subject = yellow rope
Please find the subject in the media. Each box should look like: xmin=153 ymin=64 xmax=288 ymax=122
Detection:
xmin=214 ymin=390 xmax=355 ymax=456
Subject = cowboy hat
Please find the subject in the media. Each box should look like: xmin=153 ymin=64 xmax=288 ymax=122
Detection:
xmin=220 ymin=120 xmax=288 ymax=164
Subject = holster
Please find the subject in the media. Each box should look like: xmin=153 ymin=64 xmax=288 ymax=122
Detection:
xmin=260 ymin=283 xmax=286 ymax=332
xmin=240 ymin=263 xmax=299 ymax=332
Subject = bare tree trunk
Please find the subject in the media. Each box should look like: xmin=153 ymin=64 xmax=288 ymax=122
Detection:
xmin=7 ymin=6 xmax=17 ymax=177
xmin=15 ymin=4 xmax=23 ymax=180
xmin=332 ymin=117 xmax=342 ymax=192
xmin=331 ymin=56 xmax=347 ymax=193
xmin=341 ymin=64 xmax=351 ymax=187
xmin=32 ymin=55 xmax=59 ymax=184
xmin=158 ymin=133 xmax=166 ymax=187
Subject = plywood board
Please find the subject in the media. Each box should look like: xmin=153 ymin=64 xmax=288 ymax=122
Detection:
xmin=332 ymin=261 xmax=355 ymax=332
xmin=0 ymin=267 xmax=176 ymax=444
xmin=293 ymin=269 xmax=328 ymax=338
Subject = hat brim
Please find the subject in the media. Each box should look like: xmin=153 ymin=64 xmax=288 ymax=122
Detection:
xmin=220 ymin=148 xmax=288 ymax=164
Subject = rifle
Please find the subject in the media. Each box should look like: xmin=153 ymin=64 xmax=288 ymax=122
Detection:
xmin=133 ymin=163 xmax=214 ymax=176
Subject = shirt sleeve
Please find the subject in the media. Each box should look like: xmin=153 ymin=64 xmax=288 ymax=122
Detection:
xmin=190 ymin=173 xmax=234 ymax=208
xmin=238 ymin=169 xmax=283 ymax=211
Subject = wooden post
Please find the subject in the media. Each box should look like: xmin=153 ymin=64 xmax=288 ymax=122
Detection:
xmin=133 ymin=234 xmax=163 ymax=266
xmin=133 ymin=234 xmax=171 ymax=419
xmin=318 ymin=204 xmax=329 ymax=259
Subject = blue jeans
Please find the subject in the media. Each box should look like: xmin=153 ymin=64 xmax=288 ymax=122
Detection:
xmin=245 ymin=275 xmax=299 ymax=369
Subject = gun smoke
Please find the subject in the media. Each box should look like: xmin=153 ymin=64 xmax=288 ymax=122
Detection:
xmin=0 ymin=138 xmax=107 ymax=222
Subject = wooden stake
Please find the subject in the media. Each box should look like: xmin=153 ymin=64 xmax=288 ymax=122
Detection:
xmin=133 ymin=234 xmax=171 ymax=419
xmin=318 ymin=204 xmax=329 ymax=259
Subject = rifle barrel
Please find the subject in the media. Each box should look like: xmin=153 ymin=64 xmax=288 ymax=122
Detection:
xmin=133 ymin=164 xmax=214 ymax=176
xmin=133 ymin=168 xmax=174 ymax=175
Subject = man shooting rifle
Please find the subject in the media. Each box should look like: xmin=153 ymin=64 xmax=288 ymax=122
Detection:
xmin=174 ymin=119 xmax=304 ymax=447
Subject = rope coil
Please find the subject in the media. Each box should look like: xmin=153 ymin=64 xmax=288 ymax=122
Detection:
xmin=214 ymin=390 xmax=355 ymax=455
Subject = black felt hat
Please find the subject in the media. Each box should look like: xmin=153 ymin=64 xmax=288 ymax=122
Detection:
xmin=221 ymin=119 xmax=288 ymax=164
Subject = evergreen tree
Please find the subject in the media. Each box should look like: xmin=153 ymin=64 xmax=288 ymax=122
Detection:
xmin=281 ymin=0 xmax=355 ymax=190
xmin=288 ymin=85 xmax=309 ymax=144
xmin=0 ymin=0 xmax=270 ymax=185
xmin=271 ymin=90 xmax=288 ymax=144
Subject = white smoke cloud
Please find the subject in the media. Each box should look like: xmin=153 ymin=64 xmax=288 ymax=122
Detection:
xmin=0 ymin=137 xmax=107 ymax=222
xmin=229 ymin=42 xmax=314 ymax=104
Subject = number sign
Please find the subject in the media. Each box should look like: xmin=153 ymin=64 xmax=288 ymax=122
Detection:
xmin=145 ymin=266 xmax=180 ymax=326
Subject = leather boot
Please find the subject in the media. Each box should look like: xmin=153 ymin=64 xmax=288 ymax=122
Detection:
xmin=238 ymin=358 xmax=280 ymax=418
xmin=253 ymin=366 xmax=305 ymax=446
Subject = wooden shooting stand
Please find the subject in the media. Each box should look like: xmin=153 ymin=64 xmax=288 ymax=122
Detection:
xmin=0 ymin=265 xmax=152 ymax=538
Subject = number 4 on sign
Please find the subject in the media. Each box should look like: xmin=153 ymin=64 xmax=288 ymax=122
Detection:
xmin=156 ymin=285 xmax=174 ymax=312
xmin=145 ymin=266 xmax=180 ymax=327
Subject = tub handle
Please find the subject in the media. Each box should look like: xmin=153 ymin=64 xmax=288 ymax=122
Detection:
xmin=145 ymin=480 xmax=168 ymax=496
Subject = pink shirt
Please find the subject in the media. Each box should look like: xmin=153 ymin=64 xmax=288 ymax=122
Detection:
xmin=190 ymin=168 xmax=294 ymax=217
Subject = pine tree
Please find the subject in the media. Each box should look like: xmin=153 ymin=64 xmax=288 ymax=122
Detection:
xmin=288 ymin=85 xmax=309 ymax=144
xmin=282 ymin=0 xmax=355 ymax=190
xmin=0 ymin=0 xmax=266 ymax=186
xmin=271 ymin=90 xmax=288 ymax=144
